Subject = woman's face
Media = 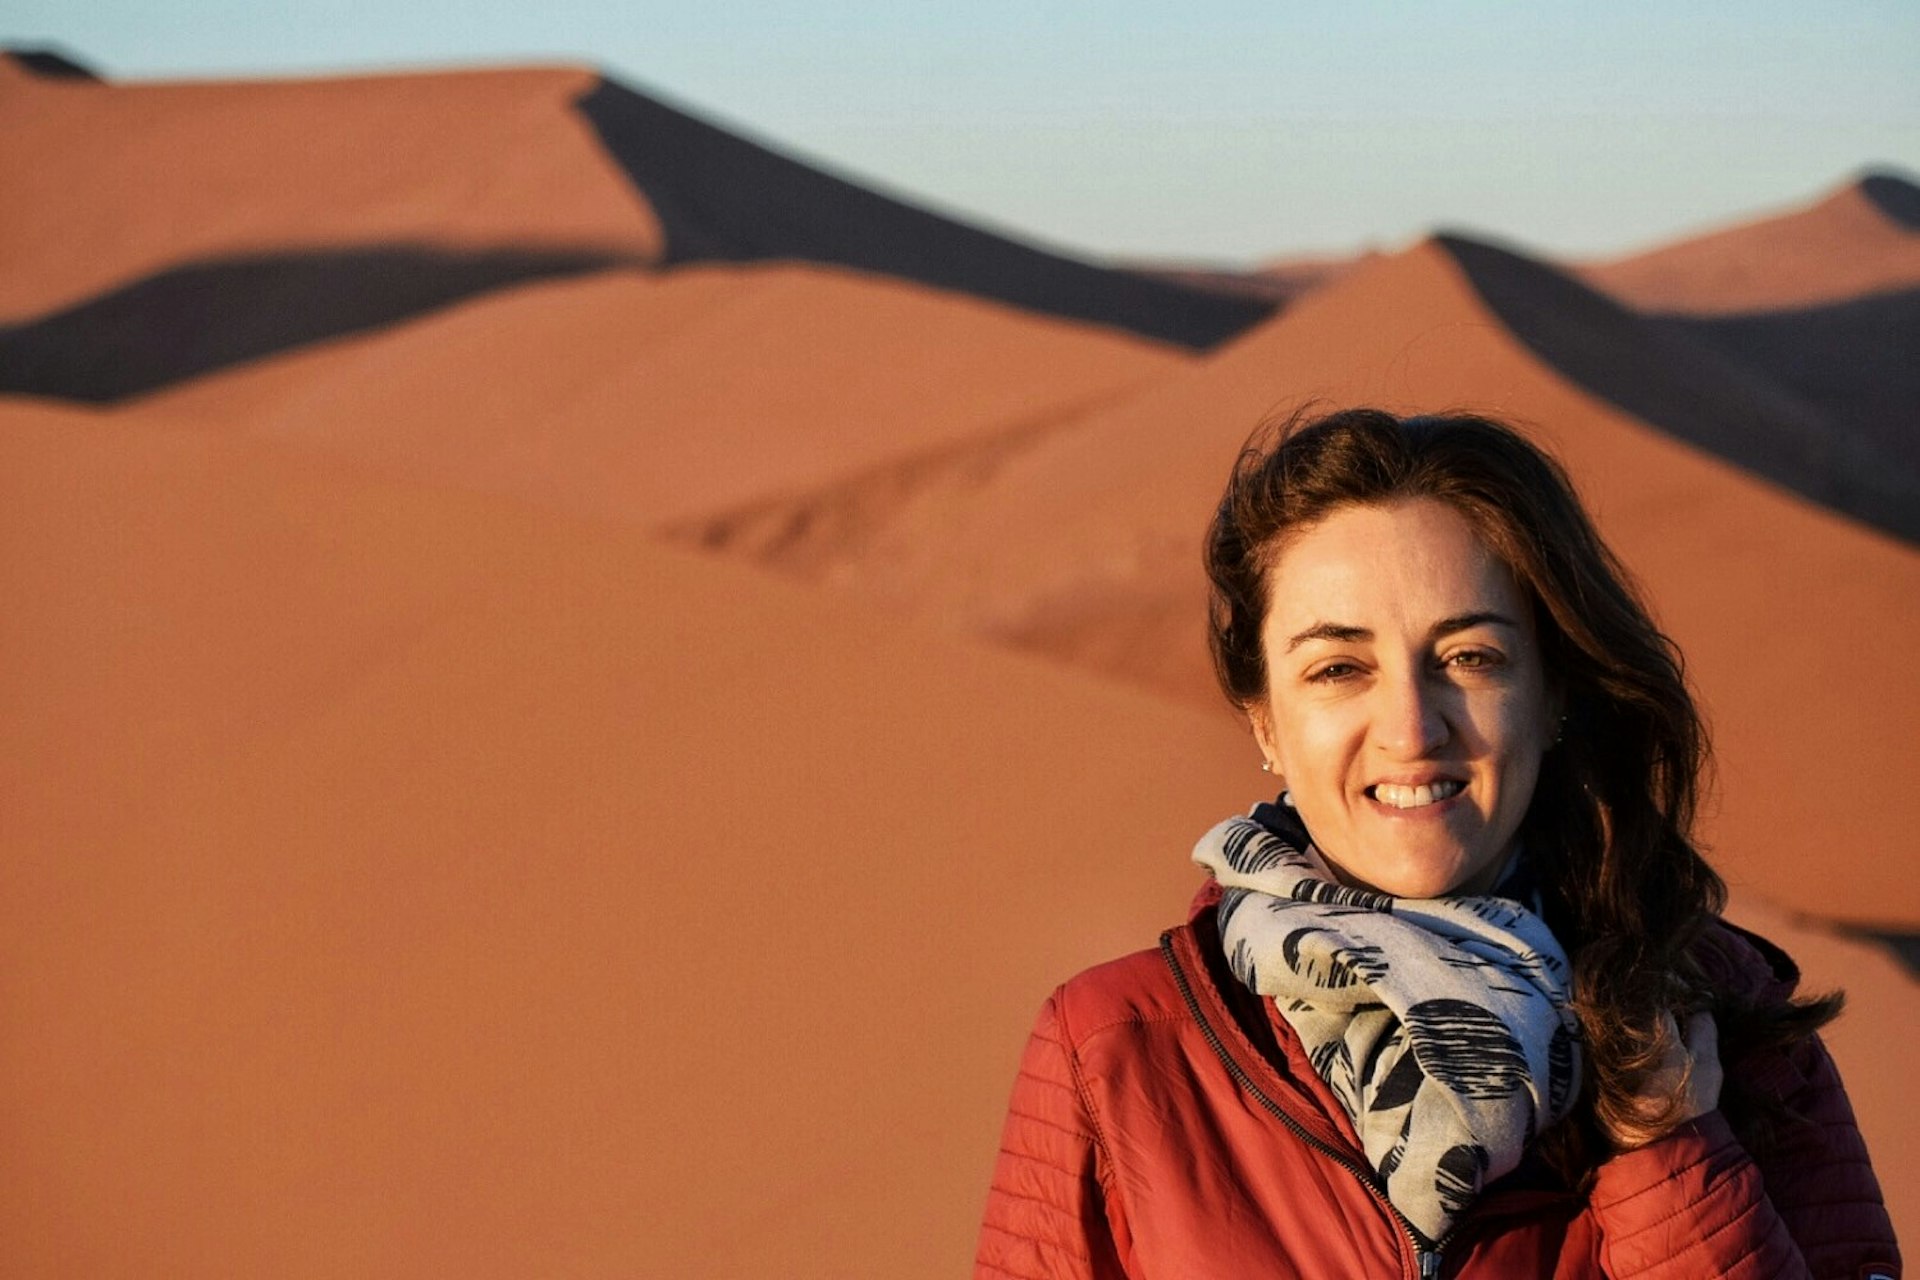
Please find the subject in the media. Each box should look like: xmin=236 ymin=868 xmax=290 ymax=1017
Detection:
xmin=1249 ymin=498 xmax=1558 ymax=898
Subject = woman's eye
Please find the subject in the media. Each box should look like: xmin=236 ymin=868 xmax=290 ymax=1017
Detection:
xmin=1307 ymin=662 xmax=1359 ymax=683
xmin=1446 ymin=649 xmax=1501 ymax=671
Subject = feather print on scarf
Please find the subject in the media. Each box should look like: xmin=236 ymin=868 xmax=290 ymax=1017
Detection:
xmin=1191 ymin=801 xmax=1582 ymax=1247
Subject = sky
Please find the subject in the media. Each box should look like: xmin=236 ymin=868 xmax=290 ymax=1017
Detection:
xmin=6 ymin=1 xmax=1917 ymax=265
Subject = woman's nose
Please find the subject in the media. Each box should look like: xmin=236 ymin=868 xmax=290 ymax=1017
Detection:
xmin=1371 ymin=672 xmax=1450 ymax=759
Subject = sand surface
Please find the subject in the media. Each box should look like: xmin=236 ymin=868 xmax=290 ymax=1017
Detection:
xmin=1 ymin=408 xmax=1259 ymax=1275
xmin=123 ymin=262 xmax=1186 ymax=527
xmin=1580 ymin=176 xmax=1920 ymax=314
xmin=0 ymin=60 xmax=660 ymax=323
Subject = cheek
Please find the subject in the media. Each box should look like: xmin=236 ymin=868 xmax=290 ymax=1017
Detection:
xmin=1267 ymin=699 xmax=1362 ymax=784
xmin=1485 ymin=695 xmax=1553 ymax=790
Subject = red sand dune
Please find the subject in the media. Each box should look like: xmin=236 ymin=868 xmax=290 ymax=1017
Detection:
xmin=692 ymin=238 xmax=1920 ymax=930
xmin=0 ymin=405 xmax=1261 ymax=1275
xmin=1579 ymin=173 xmax=1920 ymax=314
xmin=5 ymin=406 xmax=1912 ymax=1266
xmin=119 ymin=262 xmax=1184 ymax=527
xmin=0 ymin=58 xmax=661 ymax=322
xmin=1130 ymin=251 xmax=1369 ymax=310
xmin=0 ymin=52 xmax=1266 ymax=357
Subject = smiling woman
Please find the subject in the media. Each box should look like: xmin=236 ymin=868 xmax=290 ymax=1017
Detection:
xmin=975 ymin=409 xmax=1900 ymax=1280
xmin=1248 ymin=498 xmax=1557 ymax=901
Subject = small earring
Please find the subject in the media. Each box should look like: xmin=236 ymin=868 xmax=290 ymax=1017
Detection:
xmin=1552 ymin=714 xmax=1567 ymax=747
xmin=1260 ymin=759 xmax=1273 ymax=773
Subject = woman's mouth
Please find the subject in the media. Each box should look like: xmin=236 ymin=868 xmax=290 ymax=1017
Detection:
xmin=1367 ymin=780 xmax=1466 ymax=810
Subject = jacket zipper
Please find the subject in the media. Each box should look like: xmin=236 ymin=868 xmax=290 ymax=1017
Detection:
xmin=1159 ymin=930 xmax=1452 ymax=1280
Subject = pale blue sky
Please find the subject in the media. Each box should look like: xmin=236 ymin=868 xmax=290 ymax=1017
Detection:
xmin=8 ymin=1 xmax=1917 ymax=263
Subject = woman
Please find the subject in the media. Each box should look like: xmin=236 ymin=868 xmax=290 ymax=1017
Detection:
xmin=975 ymin=409 xmax=1898 ymax=1279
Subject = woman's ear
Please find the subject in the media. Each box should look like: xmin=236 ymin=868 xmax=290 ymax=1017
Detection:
xmin=1247 ymin=703 xmax=1280 ymax=776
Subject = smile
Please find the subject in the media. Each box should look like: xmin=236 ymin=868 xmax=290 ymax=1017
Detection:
xmin=1367 ymin=780 xmax=1466 ymax=809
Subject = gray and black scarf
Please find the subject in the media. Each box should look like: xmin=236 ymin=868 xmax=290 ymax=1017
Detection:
xmin=1191 ymin=802 xmax=1582 ymax=1247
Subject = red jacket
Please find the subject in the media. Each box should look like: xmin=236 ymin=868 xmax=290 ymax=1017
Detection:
xmin=976 ymin=887 xmax=1899 ymax=1280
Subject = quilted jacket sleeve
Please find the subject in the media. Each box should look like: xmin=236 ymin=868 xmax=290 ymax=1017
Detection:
xmin=1587 ymin=1032 xmax=1899 ymax=1280
xmin=975 ymin=993 xmax=1129 ymax=1280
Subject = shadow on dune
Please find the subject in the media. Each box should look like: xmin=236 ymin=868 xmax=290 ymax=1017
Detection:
xmin=1851 ymin=931 xmax=1920 ymax=980
xmin=574 ymin=79 xmax=1273 ymax=351
xmin=1860 ymin=172 xmax=1920 ymax=229
xmin=1658 ymin=288 xmax=1920 ymax=469
xmin=1441 ymin=234 xmax=1920 ymax=544
xmin=2 ymin=47 xmax=101 ymax=80
xmin=0 ymin=246 xmax=641 ymax=402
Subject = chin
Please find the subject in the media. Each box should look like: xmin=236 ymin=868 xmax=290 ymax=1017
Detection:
xmin=1388 ymin=872 xmax=1477 ymax=899
xmin=1365 ymin=849 xmax=1499 ymax=899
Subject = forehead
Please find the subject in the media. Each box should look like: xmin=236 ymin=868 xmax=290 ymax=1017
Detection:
xmin=1261 ymin=499 xmax=1526 ymax=627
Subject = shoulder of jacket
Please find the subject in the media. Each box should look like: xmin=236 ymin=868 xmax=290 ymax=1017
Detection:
xmin=1050 ymin=932 xmax=1192 ymax=1046
xmin=1693 ymin=914 xmax=1802 ymax=1005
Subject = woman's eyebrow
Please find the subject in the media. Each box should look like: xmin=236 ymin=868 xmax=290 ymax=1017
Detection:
xmin=1285 ymin=612 xmax=1518 ymax=652
xmin=1430 ymin=611 xmax=1518 ymax=639
xmin=1285 ymin=622 xmax=1371 ymax=652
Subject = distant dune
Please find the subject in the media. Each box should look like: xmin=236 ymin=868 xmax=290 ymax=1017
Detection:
xmin=1579 ymin=172 xmax=1920 ymax=313
xmin=0 ymin=50 xmax=1269 ymax=351
xmin=1652 ymin=285 xmax=1920 ymax=478
xmin=2 ymin=53 xmax=1913 ymax=1274
xmin=576 ymin=79 xmax=1274 ymax=348
xmin=0 ymin=57 xmax=661 ymax=322
xmin=1445 ymin=232 xmax=1917 ymax=541
xmin=118 ymin=263 xmax=1187 ymax=527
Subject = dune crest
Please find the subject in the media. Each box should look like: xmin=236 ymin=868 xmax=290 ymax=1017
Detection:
xmin=0 ymin=63 xmax=663 ymax=322
xmin=1579 ymin=172 xmax=1920 ymax=314
xmin=577 ymin=79 xmax=1274 ymax=348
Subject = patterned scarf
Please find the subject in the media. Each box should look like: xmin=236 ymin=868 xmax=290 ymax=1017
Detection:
xmin=1191 ymin=802 xmax=1582 ymax=1247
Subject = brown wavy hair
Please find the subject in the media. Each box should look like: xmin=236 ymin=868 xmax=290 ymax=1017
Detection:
xmin=1204 ymin=406 xmax=1838 ymax=1173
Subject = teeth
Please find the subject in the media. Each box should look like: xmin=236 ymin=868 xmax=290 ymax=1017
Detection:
xmin=1372 ymin=781 xmax=1464 ymax=809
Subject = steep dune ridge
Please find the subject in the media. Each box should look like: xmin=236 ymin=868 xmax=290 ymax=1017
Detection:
xmin=1 ymin=55 xmax=1269 ymax=369
xmin=1 ymin=406 xmax=1258 ymax=1276
xmin=1447 ymin=233 xmax=1917 ymax=541
xmin=119 ymin=262 xmax=1184 ymax=527
xmin=1579 ymin=172 xmax=1920 ymax=314
xmin=1651 ymin=287 xmax=1920 ymax=477
xmin=0 ymin=58 xmax=662 ymax=322
xmin=577 ymin=80 xmax=1274 ymax=348
xmin=695 ymin=239 xmax=1920 ymax=927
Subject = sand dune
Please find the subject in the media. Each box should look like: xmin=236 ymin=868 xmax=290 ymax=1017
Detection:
xmin=1653 ymin=287 xmax=1920 ymax=474
xmin=6 ymin=399 xmax=1911 ymax=1269
xmin=1579 ymin=172 xmax=1920 ymax=314
xmin=0 ymin=58 xmax=660 ymax=323
xmin=577 ymin=79 xmax=1273 ymax=348
xmin=1 ymin=55 xmax=1270 ymax=352
xmin=691 ymin=238 xmax=1920 ymax=927
xmin=115 ymin=262 xmax=1185 ymax=527
xmin=1 ymin=405 xmax=1260 ymax=1276
xmin=1448 ymin=233 xmax=1916 ymax=540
